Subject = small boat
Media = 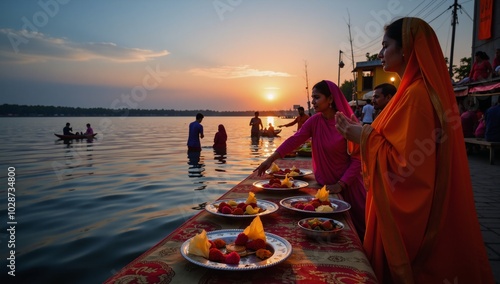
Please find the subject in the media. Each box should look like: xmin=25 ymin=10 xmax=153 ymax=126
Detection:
xmin=260 ymin=129 xmax=282 ymax=137
xmin=54 ymin=133 xmax=97 ymax=140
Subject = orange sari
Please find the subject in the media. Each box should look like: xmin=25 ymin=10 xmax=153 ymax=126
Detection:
xmin=361 ymin=18 xmax=494 ymax=283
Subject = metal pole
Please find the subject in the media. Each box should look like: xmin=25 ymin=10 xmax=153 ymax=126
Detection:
xmin=338 ymin=50 xmax=342 ymax=85
xmin=449 ymin=0 xmax=459 ymax=78
xmin=305 ymin=61 xmax=312 ymax=116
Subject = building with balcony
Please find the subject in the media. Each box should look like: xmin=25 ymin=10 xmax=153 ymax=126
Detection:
xmin=352 ymin=60 xmax=399 ymax=101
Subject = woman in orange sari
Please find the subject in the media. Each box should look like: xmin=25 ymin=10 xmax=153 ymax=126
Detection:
xmin=335 ymin=17 xmax=494 ymax=283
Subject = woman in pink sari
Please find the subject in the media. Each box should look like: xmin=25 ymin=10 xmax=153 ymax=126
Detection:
xmin=255 ymin=80 xmax=366 ymax=238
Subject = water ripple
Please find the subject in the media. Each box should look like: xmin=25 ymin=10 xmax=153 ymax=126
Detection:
xmin=0 ymin=116 xmax=292 ymax=283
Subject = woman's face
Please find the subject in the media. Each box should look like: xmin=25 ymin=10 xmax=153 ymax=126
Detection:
xmin=378 ymin=33 xmax=404 ymax=75
xmin=311 ymin=88 xmax=333 ymax=113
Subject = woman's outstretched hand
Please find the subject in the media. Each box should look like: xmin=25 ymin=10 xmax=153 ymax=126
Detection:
xmin=254 ymin=159 xmax=272 ymax=176
xmin=335 ymin=112 xmax=363 ymax=144
xmin=253 ymin=152 xmax=279 ymax=176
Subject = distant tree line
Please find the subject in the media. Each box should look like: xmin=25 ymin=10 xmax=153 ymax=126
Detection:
xmin=0 ymin=104 xmax=299 ymax=117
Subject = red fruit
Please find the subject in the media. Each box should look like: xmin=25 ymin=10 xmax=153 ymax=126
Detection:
xmin=218 ymin=202 xmax=230 ymax=212
xmin=221 ymin=206 xmax=233 ymax=214
xmin=302 ymin=222 xmax=311 ymax=229
xmin=208 ymin=248 xmax=226 ymax=263
xmin=234 ymin=233 xmax=249 ymax=246
xmin=311 ymin=200 xmax=321 ymax=208
xmin=322 ymin=220 xmax=334 ymax=230
xmin=237 ymin=202 xmax=247 ymax=209
xmin=321 ymin=200 xmax=332 ymax=206
xmin=246 ymin=238 xmax=266 ymax=251
xmin=269 ymin=178 xmax=281 ymax=185
xmin=209 ymin=240 xmax=216 ymax=249
xmin=303 ymin=204 xmax=315 ymax=211
xmin=293 ymin=202 xmax=303 ymax=208
xmin=295 ymin=203 xmax=305 ymax=210
xmin=224 ymin=251 xmax=240 ymax=264
xmin=232 ymin=207 xmax=244 ymax=215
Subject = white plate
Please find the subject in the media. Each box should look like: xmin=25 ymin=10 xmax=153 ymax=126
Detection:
xmin=180 ymin=229 xmax=292 ymax=271
xmin=205 ymin=199 xmax=279 ymax=218
xmin=252 ymin=180 xmax=309 ymax=191
xmin=280 ymin=196 xmax=351 ymax=214
xmin=265 ymin=168 xmax=313 ymax=178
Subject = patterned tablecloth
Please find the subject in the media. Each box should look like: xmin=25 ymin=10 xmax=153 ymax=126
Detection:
xmin=105 ymin=159 xmax=378 ymax=283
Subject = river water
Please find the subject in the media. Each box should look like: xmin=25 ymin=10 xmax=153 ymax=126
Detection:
xmin=0 ymin=116 xmax=296 ymax=283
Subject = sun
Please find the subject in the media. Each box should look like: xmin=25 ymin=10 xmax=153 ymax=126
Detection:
xmin=266 ymin=93 xmax=275 ymax=101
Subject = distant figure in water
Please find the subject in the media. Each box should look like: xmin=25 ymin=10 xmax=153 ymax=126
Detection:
xmin=213 ymin=124 xmax=228 ymax=164
xmin=267 ymin=123 xmax=275 ymax=136
xmin=63 ymin=122 xmax=75 ymax=135
xmin=85 ymin=123 xmax=94 ymax=135
xmin=249 ymin=111 xmax=263 ymax=138
xmin=213 ymin=124 xmax=227 ymax=149
xmin=187 ymin=113 xmax=204 ymax=152
xmin=278 ymin=106 xmax=310 ymax=131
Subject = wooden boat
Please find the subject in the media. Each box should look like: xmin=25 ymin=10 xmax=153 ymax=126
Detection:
xmin=260 ymin=129 xmax=282 ymax=137
xmin=54 ymin=133 xmax=97 ymax=140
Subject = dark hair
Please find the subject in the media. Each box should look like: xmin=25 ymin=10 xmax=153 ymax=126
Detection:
xmin=312 ymin=80 xmax=337 ymax=110
xmin=385 ymin=18 xmax=403 ymax=48
xmin=196 ymin=113 xmax=204 ymax=120
xmin=255 ymin=111 xmax=259 ymax=116
xmin=374 ymin=83 xmax=397 ymax=97
xmin=475 ymin=51 xmax=489 ymax=60
xmin=297 ymin=106 xmax=304 ymax=111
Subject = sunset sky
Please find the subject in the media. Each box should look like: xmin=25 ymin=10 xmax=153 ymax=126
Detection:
xmin=0 ymin=0 xmax=474 ymax=111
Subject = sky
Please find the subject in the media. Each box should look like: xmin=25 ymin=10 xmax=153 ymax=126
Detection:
xmin=0 ymin=0 xmax=475 ymax=111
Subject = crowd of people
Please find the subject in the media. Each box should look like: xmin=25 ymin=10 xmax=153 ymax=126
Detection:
xmin=460 ymin=100 xmax=500 ymax=143
xmin=185 ymin=17 xmax=495 ymax=283
xmin=455 ymin=48 xmax=500 ymax=85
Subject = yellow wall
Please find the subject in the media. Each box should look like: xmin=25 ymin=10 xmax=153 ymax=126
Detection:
xmin=354 ymin=66 xmax=400 ymax=99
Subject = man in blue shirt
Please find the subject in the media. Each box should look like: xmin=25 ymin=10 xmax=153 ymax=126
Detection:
xmin=361 ymin=99 xmax=375 ymax=125
xmin=187 ymin=113 xmax=204 ymax=151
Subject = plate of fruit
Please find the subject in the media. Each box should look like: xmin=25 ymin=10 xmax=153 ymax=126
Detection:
xmin=180 ymin=229 xmax=292 ymax=271
xmin=252 ymin=178 xmax=308 ymax=191
xmin=298 ymin=217 xmax=344 ymax=240
xmin=279 ymin=196 xmax=351 ymax=214
xmin=205 ymin=198 xmax=278 ymax=218
xmin=265 ymin=168 xmax=312 ymax=178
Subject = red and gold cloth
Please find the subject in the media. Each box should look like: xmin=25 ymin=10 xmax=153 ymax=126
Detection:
xmin=105 ymin=159 xmax=377 ymax=283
